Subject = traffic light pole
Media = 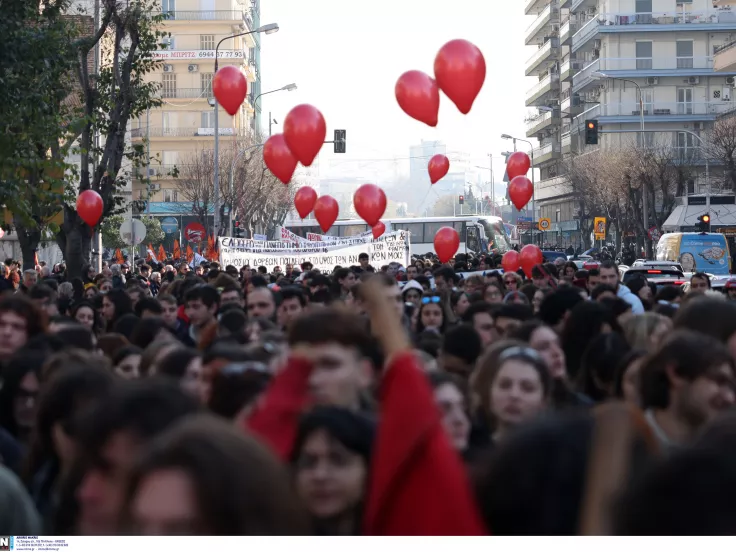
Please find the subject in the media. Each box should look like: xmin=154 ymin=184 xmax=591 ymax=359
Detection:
xmin=599 ymin=128 xmax=710 ymax=254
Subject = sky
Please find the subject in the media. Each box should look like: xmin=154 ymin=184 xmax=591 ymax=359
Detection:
xmin=259 ymin=0 xmax=533 ymax=183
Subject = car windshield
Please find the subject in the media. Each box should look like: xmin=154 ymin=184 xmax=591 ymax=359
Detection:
xmin=480 ymin=218 xmax=511 ymax=253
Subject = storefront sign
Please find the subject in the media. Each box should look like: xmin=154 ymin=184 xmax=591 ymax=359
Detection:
xmin=153 ymin=49 xmax=244 ymax=60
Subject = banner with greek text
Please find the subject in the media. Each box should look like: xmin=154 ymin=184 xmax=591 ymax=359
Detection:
xmin=306 ymin=230 xmax=372 ymax=242
xmin=219 ymin=231 xmax=410 ymax=272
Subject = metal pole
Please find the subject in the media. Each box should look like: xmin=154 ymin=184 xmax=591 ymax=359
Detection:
xmin=636 ymin=82 xmax=650 ymax=258
xmin=489 ymin=153 xmax=494 ymax=215
xmin=269 ymin=111 xmax=272 ymax=136
xmin=146 ymin=107 xmax=151 ymax=216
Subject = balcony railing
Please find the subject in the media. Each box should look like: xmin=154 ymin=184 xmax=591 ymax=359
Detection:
xmin=532 ymin=142 xmax=561 ymax=164
xmin=597 ymin=10 xmax=736 ymax=27
xmin=561 ymin=58 xmax=584 ymax=80
xmin=157 ymin=10 xmax=243 ymax=20
xmin=562 ymin=133 xmax=572 ymax=150
xmin=599 ymin=102 xmax=734 ymax=117
xmin=526 ymin=110 xmax=557 ymax=132
xmin=526 ymin=3 xmax=552 ymax=32
xmin=572 ymin=58 xmax=601 ymax=92
xmin=526 ymin=38 xmax=558 ymax=75
xmin=527 ymin=73 xmax=559 ymax=100
xmin=526 ymin=2 xmax=559 ymax=44
xmin=572 ymin=17 xmax=599 ymax=49
xmin=582 ymin=56 xmax=714 ymax=72
xmin=560 ymin=19 xmax=579 ymax=43
xmin=131 ymin=127 xmax=236 ymax=138
xmin=573 ymin=105 xmax=601 ymax=129
xmin=160 ymin=88 xmax=212 ymax=99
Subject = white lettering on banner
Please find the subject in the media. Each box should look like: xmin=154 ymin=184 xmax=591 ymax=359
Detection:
xmin=307 ymin=230 xmax=372 ymax=242
xmin=219 ymin=231 xmax=410 ymax=272
xmin=153 ymin=50 xmax=244 ymax=60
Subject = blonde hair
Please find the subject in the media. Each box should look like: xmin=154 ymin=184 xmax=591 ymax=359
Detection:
xmin=623 ymin=312 xmax=671 ymax=350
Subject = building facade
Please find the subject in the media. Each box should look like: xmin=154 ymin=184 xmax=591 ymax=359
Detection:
xmin=131 ymin=0 xmax=260 ymax=206
xmin=525 ymin=0 xmax=736 ymax=245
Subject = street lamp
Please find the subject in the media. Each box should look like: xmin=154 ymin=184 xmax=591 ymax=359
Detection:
xmin=502 ymin=134 xmax=536 ymax=244
xmin=253 ymin=83 xmax=298 ymax=136
xmin=212 ymin=22 xmax=279 ymax=239
xmin=591 ymin=71 xmax=649 ymax=255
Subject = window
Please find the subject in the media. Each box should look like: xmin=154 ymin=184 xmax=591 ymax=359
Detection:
xmin=676 ymin=40 xmax=694 ymax=69
xmin=201 ymin=111 xmax=214 ymax=128
xmin=200 ymin=35 xmax=215 ymax=50
xmin=162 ymin=112 xmax=174 ymax=134
xmin=162 ymin=36 xmax=175 ymax=49
xmin=636 ymin=41 xmax=653 ymax=70
xmin=423 ymin=222 xmax=447 ymax=240
xmin=677 ymin=87 xmax=694 ymax=115
xmin=635 ymin=0 xmax=652 ymax=23
xmin=161 ymin=0 xmax=175 ymax=15
xmin=339 ymin=224 xmax=368 ymax=237
xmin=393 ymin=223 xmax=424 ymax=241
xmin=676 ymin=132 xmax=697 ymax=160
xmin=637 ymin=132 xmax=655 ymax=148
xmin=164 ymin=189 xmax=178 ymax=202
xmin=200 ymin=73 xmax=213 ymax=95
xmin=162 ymin=151 xmax=178 ymax=169
xmin=162 ymin=73 xmax=176 ymax=97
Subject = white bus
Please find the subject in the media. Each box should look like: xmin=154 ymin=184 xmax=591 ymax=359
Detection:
xmin=283 ymin=215 xmax=512 ymax=255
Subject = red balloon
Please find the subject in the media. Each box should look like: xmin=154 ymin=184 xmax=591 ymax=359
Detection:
xmin=263 ymin=134 xmax=298 ymax=185
xmin=434 ymin=39 xmax=486 ymax=115
xmin=313 ymin=195 xmax=339 ymax=233
xmin=519 ymin=244 xmax=544 ymax=278
xmin=212 ymin=66 xmax=247 ymax=116
xmin=395 ymin=70 xmax=440 ymax=127
xmin=428 ymin=154 xmax=450 ymax=184
xmin=283 ymin=104 xmax=326 ymax=167
xmin=434 ymin=226 xmax=460 ymax=264
xmin=353 ymin=184 xmax=386 ymax=227
xmin=372 ymin=222 xmax=386 ymax=239
xmin=294 ymin=187 xmax=318 ymax=219
xmin=501 ymin=250 xmax=520 ymax=273
xmin=508 ymin=175 xmax=534 ymax=210
xmin=76 ymin=189 xmax=103 ymax=227
xmin=506 ymin=151 xmax=531 ymax=180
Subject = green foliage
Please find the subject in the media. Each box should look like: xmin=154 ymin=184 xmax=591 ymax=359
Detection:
xmin=101 ymin=214 xmax=165 ymax=249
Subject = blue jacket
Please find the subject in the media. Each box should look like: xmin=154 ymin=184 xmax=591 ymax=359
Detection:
xmin=618 ymin=283 xmax=645 ymax=314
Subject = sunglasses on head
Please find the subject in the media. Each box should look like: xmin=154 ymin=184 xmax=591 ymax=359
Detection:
xmin=422 ymin=296 xmax=441 ymax=304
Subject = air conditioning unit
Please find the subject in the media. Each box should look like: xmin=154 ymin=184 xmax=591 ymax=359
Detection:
xmin=188 ymin=64 xmax=199 ymax=73
xmin=149 ymin=183 xmax=161 ymax=191
xmin=587 ymin=7 xmax=596 ymax=14
xmin=688 ymin=76 xmax=700 ymax=84
xmin=148 ymin=169 xmax=156 ymax=177
xmin=727 ymin=76 xmax=735 ymax=85
xmin=646 ymin=77 xmax=659 ymax=85
xmin=163 ymin=64 xmax=174 ymax=72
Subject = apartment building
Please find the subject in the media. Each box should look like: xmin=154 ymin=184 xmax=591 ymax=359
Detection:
xmin=131 ymin=0 xmax=260 ymax=205
xmin=525 ymin=0 xmax=736 ymax=245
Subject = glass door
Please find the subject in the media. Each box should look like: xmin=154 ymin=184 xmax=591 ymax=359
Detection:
xmin=677 ymin=88 xmax=694 ymax=115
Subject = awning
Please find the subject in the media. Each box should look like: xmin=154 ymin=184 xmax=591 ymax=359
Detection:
xmin=662 ymin=203 xmax=736 ymax=231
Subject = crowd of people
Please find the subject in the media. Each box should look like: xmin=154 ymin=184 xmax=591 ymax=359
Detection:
xmin=0 ymin=251 xmax=735 ymax=536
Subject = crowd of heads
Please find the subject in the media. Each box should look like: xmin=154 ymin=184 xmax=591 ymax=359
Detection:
xmin=0 ymin=249 xmax=735 ymax=535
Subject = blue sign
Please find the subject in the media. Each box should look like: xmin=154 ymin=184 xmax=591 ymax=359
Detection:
xmin=160 ymin=216 xmax=179 ymax=235
xmin=679 ymin=234 xmax=730 ymax=275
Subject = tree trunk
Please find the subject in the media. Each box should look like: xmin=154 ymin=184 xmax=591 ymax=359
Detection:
xmin=13 ymin=216 xmax=41 ymax=270
xmin=57 ymin=205 xmax=91 ymax=279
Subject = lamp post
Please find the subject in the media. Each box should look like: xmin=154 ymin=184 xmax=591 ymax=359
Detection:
xmin=592 ymin=71 xmax=649 ymax=256
xmin=228 ymin=142 xmax=265 ymax=235
xmin=212 ymin=22 xmax=279 ymax=239
xmin=502 ymin=134 xmax=536 ymax=244
xmin=253 ymin=83 xmax=297 ymax=136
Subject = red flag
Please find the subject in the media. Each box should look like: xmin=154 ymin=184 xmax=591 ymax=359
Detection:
xmin=186 ymin=245 xmax=193 ymax=263
xmin=173 ymin=239 xmax=181 ymax=260
xmin=115 ymin=249 xmax=124 ymax=264
xmin=363 ymin=352 xmax=487 ymax=535
xmin=157 ymin=244 xmax=166 ymax=262
xmin=146 ymin=243 xmax=153 ymax=261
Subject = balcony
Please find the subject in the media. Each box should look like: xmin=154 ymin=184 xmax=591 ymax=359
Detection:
xmin=596 ymin=10 xmax=736 ymax=32
xmin=561 ymin=92 xmax=584 ymax=117
xmin=571 ymin=58 xmax=600 ymax=94
xmin=525 ymin=0 xmax=549 ymax=16
xmin=526 ymin=109 xmax=561 ymax=137
xmin=131 ymin=127 xmax=236 ymax=138
xmin=598 ymin=101 xmax=734 ymax=122
xmin=536 ymin=176 xmax=569 ymax=201
xmin=526 ymin=37 xmax=559 ymax=76
xmin=714 ymin=40 xmax=736 ymax=72
xmin=573 ymin=105 xmax=600 ymax=130
xmin=526 ymin=72 xmax=560 ymax=106
xmin=581 ymin=56 xmax=721 ymax=78
xmin=571 ymin=0 xmax=596 ymax=13
xmin=560 ymin=19 xmax=579 ymax=45
xmin=158 ymin=10 xmax=243 ymax=21
xmin=159 ymin=88 xmax=212 ymax=100
xmin=571 ymin=17 xmax=600 ymax=53
xmin=532 ymin=142 xmax=562 ymax=166
xmin=525 ymin=2 xmax=560 ymax=46
xmin=561 ymin=58 xmax=584 ymax=81
xmin=561 ymin=132 xmax=573 ymax=154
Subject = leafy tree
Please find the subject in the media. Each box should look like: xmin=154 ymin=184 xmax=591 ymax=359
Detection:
xmin=100 ymin=215 xmax=165 ymax=249
xmin=0 ymin=0 xmax=80 ymax=268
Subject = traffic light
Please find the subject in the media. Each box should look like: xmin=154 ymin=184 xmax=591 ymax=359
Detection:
xmin=334 ymin=129 xmax=346 ymax=153
xmin=233 ymin=221 xmax=245 ymax=238
xmin=459 ymin=195 xmax=465 ymax=205
xmin=697 ymin=213 xmax=711 ymax=233
xmin=585 ymin=119 xmax=599 ymax=145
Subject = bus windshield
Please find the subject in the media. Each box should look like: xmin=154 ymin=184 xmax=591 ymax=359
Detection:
xmin=479 ymin=218 xmax=511 ymax=253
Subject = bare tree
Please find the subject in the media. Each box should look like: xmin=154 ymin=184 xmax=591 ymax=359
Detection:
xmin=176 ymin=139 xmax=294 ymax=238
xmin=706 ymin=116 xmax=736 ymax=192
xmin=562 ymin=150 xmax=605 ymax=249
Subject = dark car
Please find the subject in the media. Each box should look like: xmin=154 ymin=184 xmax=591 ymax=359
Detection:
xmin=542 ymin=250 xmax=567 ymax=263
xmin=622 ymin=266 xmax=687 ymax=289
